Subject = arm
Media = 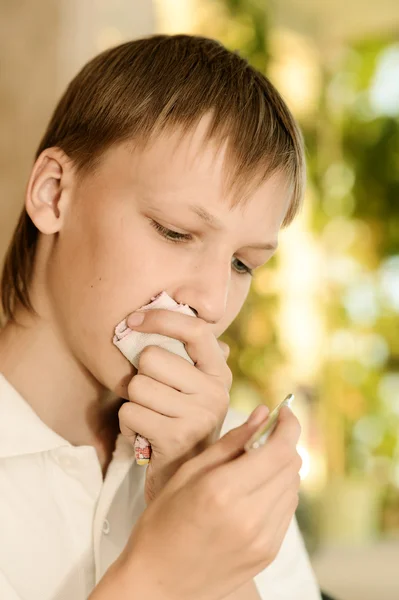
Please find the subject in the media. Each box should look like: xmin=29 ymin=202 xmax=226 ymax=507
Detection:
xmin=87 ymin=560 xmax=131 ymax=600
xmin=89 ymin=565 xmax=261 ymax=600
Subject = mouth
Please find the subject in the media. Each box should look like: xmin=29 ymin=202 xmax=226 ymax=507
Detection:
xmin=113 ymin=291 xmax=193 ymax=345
xmin=112 ymin=291 xmax=165 ymax=344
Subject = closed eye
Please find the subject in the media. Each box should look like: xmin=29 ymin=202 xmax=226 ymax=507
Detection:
xmin=149 ymin=219 xmax=254 ymax=277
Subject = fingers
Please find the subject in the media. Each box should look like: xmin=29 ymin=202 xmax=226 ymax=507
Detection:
xmin=251 ymin=460 xmax=301 ymax=509
xmin=133 ymin=344 xmax=216 ymax=395
xmin=119 ymin=401 xmax=166 ymax=444
xmin=127 ymin=309 xmax=232 ymax=385
xmin=206 ymin=407 xmax=302 ymax=495
xmin=267 ymin=490 xmax=299 ymax=545
xmin=268 ymin=405 xmax=302 ymax=447
xmin=217 ymin=340 xmax=230 ymax=360
xmin=180 ymin=407 xmax=271 ymax=481
xmin=127 ymin=372 xmax=186 ymax=417
xmin=255 ymin=492 xmax=299 ymax=568
xmin=126 ymin=369 xmax=226 ymax=440
xmin=175 ymin=408 xmax=301 ymax=573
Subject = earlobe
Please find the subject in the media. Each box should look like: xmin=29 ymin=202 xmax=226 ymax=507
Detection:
xmin=25 ymin=149 xmax=69 ymax=235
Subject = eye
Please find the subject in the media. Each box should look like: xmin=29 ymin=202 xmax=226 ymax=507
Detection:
xmin=150 ymin=219 xmax=254 ymax=277
xmin=232 ymin=258 xmax=254 ymax=277
xmin=150 ymin=219 xmax=192 ymax=242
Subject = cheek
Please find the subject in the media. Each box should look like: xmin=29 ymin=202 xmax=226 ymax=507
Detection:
xmin=46 ymin=215 xmax=136 ymax=341
xmin=231 ymin=284 xmax=250 ymax=320
xmin=217 ymin=279 xmax=250 ymax=336
xmin=44 ymin=209 xmax=169 ymax=391
xmin=51 ymin=229 xmax=139 ymax=326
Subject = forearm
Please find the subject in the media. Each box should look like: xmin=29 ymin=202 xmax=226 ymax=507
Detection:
xmin=88 ymin=556 xmax=159 ymax=600
xmin=88 ymin=553 xmax=180 ymax=600
xmin=90 ymin=566 xmax=261 ymax=600
xmin=88 ymin=560 xmax=130 ymax=600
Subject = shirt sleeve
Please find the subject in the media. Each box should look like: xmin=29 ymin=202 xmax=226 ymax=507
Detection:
xmin=253 ymin=516 xmax=321 ymax=600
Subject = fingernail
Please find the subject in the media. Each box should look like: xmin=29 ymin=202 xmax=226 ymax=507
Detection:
xmin=127 ymin=312 xmax=145 ymax=327
xmin=247 ymin=404 xmax=269 ymax=427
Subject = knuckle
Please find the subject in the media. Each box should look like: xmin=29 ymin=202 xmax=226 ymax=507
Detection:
xmin=214 ymin=381 xmax=231 ymax=409
xmin=170 ymin=430 xmax=192 ymax=454
xmin=289 ymin=472 xmax=301 ymax=492
xmin=277 ymin=442 xmax=303 ymax=468
xmin=200 ymin=475 xmax=232 ymax=511
xmin=138 ymin=345 xmax=158 ymax=369
xmin=191 ymin=319 xmax=208 ymax=340
xmin=288 ymin=412 xmax=302 ymax=438
xmin=288 ymin=491 xmax=300 ymax=515
xmin=287 ymin=488 xmax=300 ymax=511
xmin=294 ymin=418 xmax=302 ymax=439
xmin=294 ymin=452 xmax=303 ymax=472
xmin=128 ymin=373 xmax=145 ymax=395
xmin=251 ymin=535 xmax=272 ymax=563
xmin=251 ymin=531 xmax=278 ymax=565
xmin=285 ymin=411 xmax=302 ymax=439
xmin=223 ymin=368 xmax=233 ymax=391
xmin=267 ymin=538 xmax=282 ymax=564
xmin=218 ymin=340 xmax=229 ymax=354
xmin=198 ymin=409 xmax=219 ymax=435
xmin=118 ymin=401 xmax=129 ymax=421
xmin=118 ymin=402 xmax=135 ymax=435
xmin=238 ymin=517 xmax=259 ymax=545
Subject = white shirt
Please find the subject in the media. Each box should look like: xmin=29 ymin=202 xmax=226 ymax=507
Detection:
xmin=0 ymin=373 xmax=321 ymax=599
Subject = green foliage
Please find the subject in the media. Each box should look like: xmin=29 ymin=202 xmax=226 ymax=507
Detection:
xmin=304 ymin=36 xmax=399 ymax=481
xmin=212 ymin=0 xmax=399 ymax=538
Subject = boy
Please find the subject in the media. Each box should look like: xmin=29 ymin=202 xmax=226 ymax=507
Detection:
xmin=0 ymin=34 xmax=320 ymax=599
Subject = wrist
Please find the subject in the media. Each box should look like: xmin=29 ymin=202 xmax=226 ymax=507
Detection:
xmin=91 ymin=553 xmax=175 ymax=600
xmin=88 ymin=559 xmax=131 ymax=600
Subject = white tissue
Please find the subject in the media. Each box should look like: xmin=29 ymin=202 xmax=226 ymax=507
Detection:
xmin=113 ymin=291 xmax=197 ymax=368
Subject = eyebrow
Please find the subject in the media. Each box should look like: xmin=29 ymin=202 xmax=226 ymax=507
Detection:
xmin=188 ymin=203 xmax=278 ymax=251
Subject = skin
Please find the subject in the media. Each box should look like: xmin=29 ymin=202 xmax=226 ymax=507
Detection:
xmin=0 ymin=115 xmax=293 ymax=599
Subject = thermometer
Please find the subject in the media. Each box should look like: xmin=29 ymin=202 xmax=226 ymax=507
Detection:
xmin=244 ymin=393 xmax=294 ymax=452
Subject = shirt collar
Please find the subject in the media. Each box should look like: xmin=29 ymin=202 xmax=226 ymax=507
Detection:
xmin=0 ymin=373 xmax=135 ymax=462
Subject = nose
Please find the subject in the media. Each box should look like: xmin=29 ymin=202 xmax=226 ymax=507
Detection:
xmin=172 ymin=260 xmax=230 ymax=325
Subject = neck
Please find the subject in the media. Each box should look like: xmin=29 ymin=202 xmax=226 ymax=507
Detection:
xmin=0 ymin=309 xmax=123 ymax=475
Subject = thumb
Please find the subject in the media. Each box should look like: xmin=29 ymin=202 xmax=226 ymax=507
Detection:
xmin=184 ymin=404 xmax=270 ymax=477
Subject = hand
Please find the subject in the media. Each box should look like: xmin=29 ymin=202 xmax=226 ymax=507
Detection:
xmin=118 ymin=308 xmax=233 ymax=505
xmin=104 ymin=405 xmax=302 ymax=600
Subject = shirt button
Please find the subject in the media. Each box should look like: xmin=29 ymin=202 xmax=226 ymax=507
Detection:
xmin=102 ymin=519 xmax=110 ymax=535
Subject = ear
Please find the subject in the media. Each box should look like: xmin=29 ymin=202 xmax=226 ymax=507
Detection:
xmin=25 ymin=147 xmax=74 ymax=234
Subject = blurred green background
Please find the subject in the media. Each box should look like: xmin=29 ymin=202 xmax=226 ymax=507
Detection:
xmin=160 ymin=0 xmax=399 ymax=557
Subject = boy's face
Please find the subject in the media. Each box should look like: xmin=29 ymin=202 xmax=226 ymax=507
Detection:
xmin=31 ymin=118 xmax=292 ymax=398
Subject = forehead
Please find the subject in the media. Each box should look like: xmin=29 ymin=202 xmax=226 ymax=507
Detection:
xmin=108 ymin=117 xmax=292 ymax=212
xmin=88 ymin=129 xmax=293 ymax=240
xmin=127 ymin=117 xmax=234 ymax=194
